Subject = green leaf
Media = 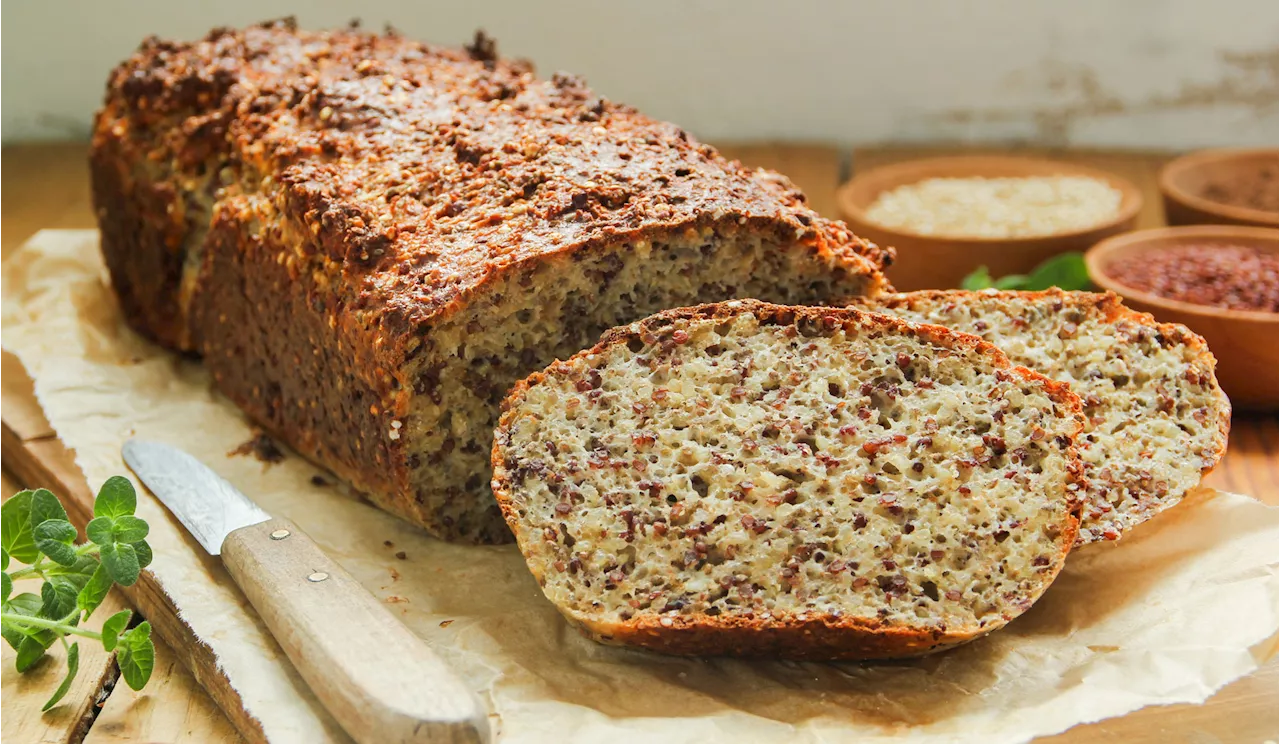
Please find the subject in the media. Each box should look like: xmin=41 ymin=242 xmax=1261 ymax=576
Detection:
xmin=40 ymin=577 xmax=79 ymax=620
xmin=86 ymin=517 xmax=115 ymax=546
xmin=15 ymin=631 xmax=54 ymax=672
xmin=960 ymin=266 xmax=994 ymax=290
xmin=959 ymin=253 xmax=1093 ymax=293
xmin=111 ymin=516 xmax=148 ymax=544
xmin=28 ymin=489 xmax=68 ymax=531
xmin=33 ymin=519 xmax=76 ymax=543
xmin=994 ymin=273 xmax=1030 ymax=289
xmin=36 ymin=542 xmax=79 ymax=568
xmin=94 ymin=477 xmax=137 ymax=520
xmin=2 ymin=572 xmax=11 ymax=603
xmin=116 ymin=621 xmax=154 ymax=690
xmin=1 ymin=621 xmax=25 ymax=651
xmin=100 ymin=610 xmax=132 ymax=652
xmin=42 ymin=641 xmax=79 ymax=711
xmin=2 ymin=491 xmax=39 ymax=564
xmin=33 ymin=520 xmax=79 ymax=566
xmin=76 ymin=565 xmax=113 ymax=617
xmin=48 ymin=554 xmax=99 ymax=581
xmin=0 ymin=614 xmax=25 ymax=650
xmin=1023 ymin=251 xmax=1092 ymax=291
xmin=7 ymin=591 xmax=43 ymax=616
xmin=3 ymin=547 xmax=10 ymax=570
xmin=99 ymin=543 xmax=140 ymax=587
xmin=51 ymin=567 xmax=90 ymax=594
xmin=0 ymin=591 xmax=39 ymax=650
xmin=132 ymin=541 xmax=153 ymax=570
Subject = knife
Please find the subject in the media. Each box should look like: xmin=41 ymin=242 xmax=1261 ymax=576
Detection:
xmin=122 ymin=439 xmax=488 ymax=744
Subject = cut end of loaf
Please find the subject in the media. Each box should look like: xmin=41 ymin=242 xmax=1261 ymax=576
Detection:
xmin=398 ymin=227 xmax=882 ymax=542
xmin=493 ymin=301 xmax=1084 ymax=659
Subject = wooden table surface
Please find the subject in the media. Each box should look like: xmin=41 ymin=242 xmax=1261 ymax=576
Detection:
xmin=2 ymin=142 xmax=1275 ymax=744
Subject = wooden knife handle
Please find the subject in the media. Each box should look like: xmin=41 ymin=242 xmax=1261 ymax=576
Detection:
xmin=222 ymin=518 xmax=488 ymax=744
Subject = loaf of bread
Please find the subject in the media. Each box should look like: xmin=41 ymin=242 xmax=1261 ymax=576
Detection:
xmin=492 ymin=301 xmax=1085 ymax=659
xmin=91 ymin=21 xmax=891 ymax=542
xmin=852 ymin=290 xmax=1230 ymax=545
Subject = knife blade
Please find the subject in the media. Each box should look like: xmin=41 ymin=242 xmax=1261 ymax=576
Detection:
xmin=123 ymin=439 xmax=487 ymax=744
xmin=122 ymin=440 xmax=269 ymax=554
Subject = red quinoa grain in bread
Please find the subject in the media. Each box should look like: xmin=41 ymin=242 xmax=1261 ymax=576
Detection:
xmin=91 ymin=21 xmax=892 ymax=542
xmin=493 ymin=301 xmax=1084 ymax=659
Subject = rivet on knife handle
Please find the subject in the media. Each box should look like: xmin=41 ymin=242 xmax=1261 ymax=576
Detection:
xmin=221 ymin=517 xmax=488 ymax=744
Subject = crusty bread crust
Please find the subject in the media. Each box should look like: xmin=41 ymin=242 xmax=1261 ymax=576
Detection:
xmin=493 ymin=300 xmax=1085 ymax=659
xmin=850 ymin=289 xmax=1231 ymax=545
xmin=91 ymin=21 xmax=890 ymax=541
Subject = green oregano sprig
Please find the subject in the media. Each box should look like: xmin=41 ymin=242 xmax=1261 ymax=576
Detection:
xmin=961 ymin=252 xmax=1094 ymax=292
xmin=1 ymin=477 xmax=156 ymax=711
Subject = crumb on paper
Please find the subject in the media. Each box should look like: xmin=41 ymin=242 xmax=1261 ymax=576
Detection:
xmin=386 ymin=595 xmax=408 ymax=604
xmin=388 ymin=567 xmax=400 ymax=582
xmin=440 ymin=619 xmax=454 ymax=628
xmin=228 ymin=431 xmax=285 ymax=464
xmin=310 ymin=474 xmax=330 ymax=487
xmin=395 ymin=551 xmax=407 ymax=560
xmin=383 ymin=540 xmax=394 ymax=547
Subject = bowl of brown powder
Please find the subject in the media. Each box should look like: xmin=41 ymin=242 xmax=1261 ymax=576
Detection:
xmin=1160 ymin=148 xmax=1279 ymax=229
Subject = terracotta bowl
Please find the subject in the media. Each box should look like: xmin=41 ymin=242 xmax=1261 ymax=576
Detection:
xmin=837 ymin=156 xmax=1142 ymax=291
xmin=1159 ymin=148 xmax=1279 ymax=228
xmin=1085 ymin=225 xmax=1279 ymax=411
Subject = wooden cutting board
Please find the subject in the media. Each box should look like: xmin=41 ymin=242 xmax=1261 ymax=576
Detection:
xmin=2 ymin=143 xmax=1276 ymax=744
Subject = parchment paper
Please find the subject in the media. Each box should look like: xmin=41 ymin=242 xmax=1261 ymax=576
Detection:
xmin=3 ymin=229 xmax=1277 ymax=744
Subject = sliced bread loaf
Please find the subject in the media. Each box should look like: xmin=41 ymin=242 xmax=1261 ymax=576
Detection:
xmin=92 ymin=22 xmax=891 ymax=543
xmin=492 ymin=301 xmax=1085 ymax=659
xmin=852 ymin=290 xmax=1230 ymax=545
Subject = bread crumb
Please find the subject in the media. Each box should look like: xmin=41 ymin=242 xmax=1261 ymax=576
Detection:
xmin=228 ymin=432 xmax=285 ymax=464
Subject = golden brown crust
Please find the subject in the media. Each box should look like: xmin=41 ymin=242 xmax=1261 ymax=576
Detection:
xmin=492 ymin=300 xmax=1084 ymax=659
xmin=95 ymin=20 xmax=891 ymax=347
xmin=576 ymin=610 xmax=973 ymax=661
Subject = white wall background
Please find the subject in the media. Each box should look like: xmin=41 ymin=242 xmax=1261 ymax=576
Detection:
xmin=2 ymin=1 xmax=1277 ymax=148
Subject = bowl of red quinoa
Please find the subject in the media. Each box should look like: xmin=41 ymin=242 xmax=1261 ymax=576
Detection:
xmin=1160 ymin=148 xmax=1279 ymax=229
xmin=837 ymin=155 xmax=1142 ymax=291
xmin=1087 ymin=225 xmax=1278 ymax=410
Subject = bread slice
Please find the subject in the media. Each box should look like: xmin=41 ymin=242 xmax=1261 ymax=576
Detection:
xmin=492 ymin=301 xmax=1085 ymax=659
xmin=851 ymin=290 xmax=1230 ymax=545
